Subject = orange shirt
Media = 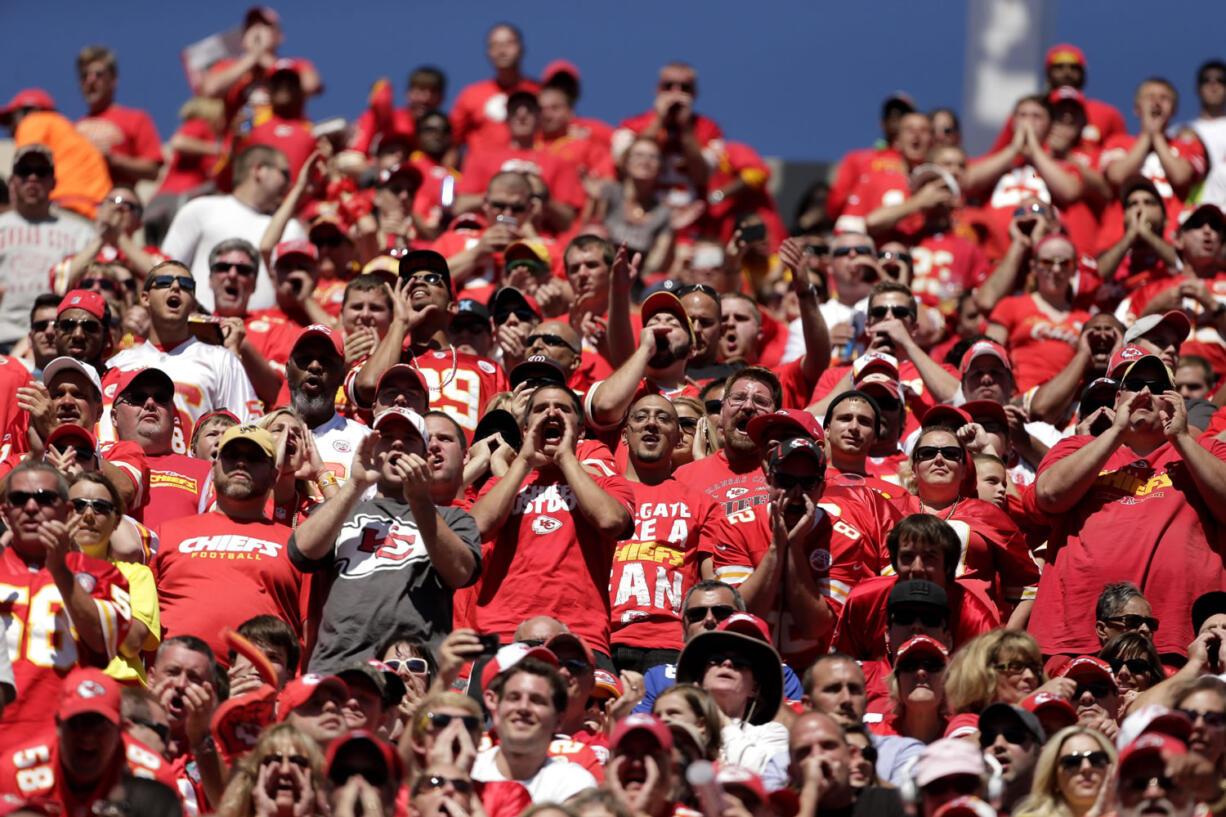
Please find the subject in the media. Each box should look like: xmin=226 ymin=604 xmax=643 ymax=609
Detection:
xmin=15 ymin=111 xmax=111 ymax=218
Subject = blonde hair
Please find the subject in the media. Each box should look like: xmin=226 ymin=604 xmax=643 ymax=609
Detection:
xmin=945 ymin=629 xmax=1045 ymax=714
xmin=1015 ymin=726 xmax=1115 ymax=817
xmin=400 ymin=691 xmax=482 ymax=781
xmin=652 ymin=683 xmax=723 ymax=759
xmin=217 ymin=723 xmax=325 ymax=817
xmin=257 ymin=409 xmax=315 ymax=497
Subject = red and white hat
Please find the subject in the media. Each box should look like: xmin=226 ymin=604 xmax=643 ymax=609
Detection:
xmin=1106 ymin=343 xmax=1151 ymax=377
xmin=1056 ymin=656 xmax=1117 ymax=690
xmin=276 ymin=674 xmax=349 ymax=721
xmin=610 ymin=713 xmax=672 ymax=752
xmin=1045 ymin=43 xmax=1086 ymax=69
xmin=1118 ymin=732 xmax=1187 ymax=770
xmin=272 ymin=240 xmax=318 ymax=268
xmin=58 ymin=289 xmax=107 ymax=319
xmin=935 ymin=796 xmax=998 ymax=817
xmin=57 ymin=667 xmax=121 ymax=725
xmin=718 ymin=612 xmax=773 ymax=644
xmin=292 ymin=323 xmax=344 ymax=357
xmin=959 ymin=340 xmax=1011 ymax=378
xmin=895 ymin=634 xmax=950 ymax=663
xmin=372 ymin=406 xmax=429 ymax=443
xmin=852 ymin=351 xmax=900 ymax=382
xmin=746 ymin=409 xmax=825 ymax=445
xmin=715 ymin=766 xmax=800 ymax=817
xmin=592 ymin=669 xmax=622 ymax=699
xmin=1021 ymin=691 xmax=1077 ymax=730
xmin=480 ymin=642 xmax=559 ymax=690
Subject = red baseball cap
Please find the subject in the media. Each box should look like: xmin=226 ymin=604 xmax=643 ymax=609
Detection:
xmin=375 ymin=364 xmax=429 ymax=400
xmin=1107 ymin=343 xmax=1152 ymax=377
xmin=1056 ymin=656 xmax=1117 ymax=689
xmin=1123 ymin=309 xmax=1193 ymax=346
xmin=959 ymin=340 xmax=1011 ymax=377
xmin=324 ymin=730 xmax=403 ymax=787
xmin=1021 ymin=691 xmax=1078 ymax=730
xmin=715 ymin=767 xmax=800 ymax=817
xmin=546 ymin=632 xmax=596 ymax=667
xmin=641 ymin=291 xmax=695 ymax=344
xmin=610 ymin=713 xmax=672 ymax=752
xmin=961 ymin=400 xmax=1009 ymax=429
xmin=895 ymin=634 xmax=949 ymax=663
xmin=923 ymin=404 xmax=971 ymax=427
xmin=480 ymin=642 xmax=559 ymax=690
xmin=1049 ymin=86 xmax=1087 ymax=107
xmin=272 ymin=240 xmax=318 ymax=268
xmin=244 ymin=5 xmax=281 ymax=28
xmin=1117 ymin=705 xmax=1193 ymax=749
xmin=767 ymin=436 xmax=825 ymax=470
xmin=58 ymin=289 xmax=106 ymax=320
xmin=746 ymin=409 xmax=824 ymax=445
xmin=292 ymin=323 xmax=344 ymax=358
xmin=57 ymin=667 xmax=120 ymax=725
xmin=1045 ymin=43 xmax=1086 ymax=69
xmin=718 ymin=612 xmax=773 ymax=643
xmin=852 ymin=351 xmax=900 ymax=382
xmin=275 ymin=674 xmax=349 ymax=722
xmin=1 ymin=89 xmax=55 ymax=118
xmin=542 ymin=59 xmax=582 ymax=84
xmin=1118 ymin=732 xmax=1187 ymax=770
xmin=46 ymin=423 xmax=97 ymax=453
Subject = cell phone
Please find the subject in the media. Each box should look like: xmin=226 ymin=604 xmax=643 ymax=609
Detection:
xmin=1210 ymin=639 xmax=1221 ymax=673
xmin=188 ymin=315 xmax=225 ymax=345
xmin=477 ymin=633 xmax=500 ymax=656
xmin=495 ymin=214 xmax=518 ymax=227
xmin=740 ymin=223 xmax=766 ymax=243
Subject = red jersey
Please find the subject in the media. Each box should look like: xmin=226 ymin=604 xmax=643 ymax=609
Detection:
xmin=840 ymin=163 xmax=913 ymax=235
xmin=156 ymin=118 xmax=219 ymax=196
xmin=826 ymin=469 xmax=908 ymax=501
xmin=139 ymin=452 xmax=212 ymax=531
xmin=547 ymin=736 xmax=604 ymax=782
xmin=99 ymin=440 xmax=150 ymax=512
xmin=451 ymin=78 xmax=541 ymax=155
xmin=827 ymin=147 xmax=901 ymax=220
xmin=458 ymin=146 xmax=586 ymax=213
xmin=987 ymin=294 xmax=1090 ymax=393
xmin=538 ymin=127 xmax=615 ymax=181
xmin=980 ymin=158 xmax=1083 ymax=238
xmin=404 ymin=349 xmax=509 ymax=442
xmin=1122 ymin=273 xmax=1226 ymax=376
xmin=243 ymin=309 xmax=301 ymax=370
xmin=672 ymin=450 xmax=766 ymax=522
xmin=864 ymin=451 xmax=908 ymax=484
xmin=76 ymin=104 xmax=162 ymax=180
xmin=0 ymin=549 xmax=131 ymax=753
xmin=610 ymin=478 xmax=717 ymax=650
xmin=0 ymin=357 xmax=32 ymax=461
xmin=0 ymin=734 xmax=177 ymax=817
xmin=702 ymin=485 xmax=900 ymax=667
xmin=615 ymin=111 xmax=724 ymax=195
xmin=1029 ymin=435 xmax=1226 ymax=656
xmin=910 ymin=233 xmax=992 ymax=315
xmin=348 ymin=106 xmax=416 ymax=156
xmin=1097 ymin=133 xmax=1207 ymax=250
xmin=891 ymin=496 xmax=1039 ymax=609
xmin=832 ymin=575 xmax=1000 ymax=661
xmin=245 ymin=116 xmax=317 ymax=183
xmin=152 ymin=512 xmax=302 ymax=664
xmin=473 ymin=470 xmax=635 ymax=653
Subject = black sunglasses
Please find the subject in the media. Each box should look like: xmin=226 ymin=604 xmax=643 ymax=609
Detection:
xmin=1178 ymin=708 xmax=1226 ymax=728
xmin=704 ymin=399 xmax=722 ymax=414
xmin=7 ymin=489 xmax=61 ymax=507
xmin=1057 ymin=751 xmax=1110 ymax=772
xmin=869 ymin=305 xmax=914 ymax=321
xmin=678 ymin=416 xmax=699 ymax=430
xmin=1123 ymin=774 xmax=1175 ymax=793
xmin=494 ymin=307 xmax=538 ymax=325
xmin=979 ymin=725 xmax=1031 ymax=748
xmin=119 ymin=388 xmax=174 ymax=406
xmin=897 ymin=657 xmax=945 ymax=674
xmin=832 ymin=245 xmax=874 ymax=258
xmin=31 ymin=319 xmax=54 ymax=333
xmin=70 ymin=497 xmax=116 ymax=515
xmin=659 ymin=80 xmax=695 ymax=93
xmin=891 ymin=609 xmax=947 ymax=628
xmin=1074 ymin=681 xmax=1113 ymax=699
xmin=683 ymin=604 xmax=736 ymax=624
xmin=772 ymin=472 xmax=823 ymax=491
xmin=879 ymin=251 xmax=912 ymax=264
xmin=856 ymin=744 xmax=878 ymax=764
xmin=56 ymin=318 xmax=103 ymax=335
xmin=415 ymin=775 xmax=475 ymax=795
xmin=803 ymin=245 xmax=829 ymax=257
xmin=13 ymin=163 xmax=53 ymax=179
xmin=706 ymin=652 xmax=752 ymax=670
xmin=488 ymin=200 xmax=528 ymax=214
xmin=424 ymin=712 xmax=481 ymax=733
xmin=211 ymin=261 xmax=257 ymax=277
xmin=146 ymin=275 xmax=196 ymax=292
xmin=526 ymin=333 xmax=580 ymax=354
xmin=1119 ymin=377 xmax=1171 ymax=394
xmin=406 ymin=271 xmax=445 ymax=287
xmin=915 ymin=445 xmax=965 ymax=463
xmin=1106 ymin=657 xmax=1155 ymax=677
xmin=130 ymin=717 xmax=170 ymax=745
xmin=1102 ymin=614 xmax=1159 ymax=631
xmin=312 ymin=233 xmax=346 ymax=248
xmin=79 ymin=277 xmax=118 ymax=292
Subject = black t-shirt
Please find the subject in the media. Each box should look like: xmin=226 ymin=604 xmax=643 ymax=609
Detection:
xmin=819 ymin=787 xmax=906 ymax=817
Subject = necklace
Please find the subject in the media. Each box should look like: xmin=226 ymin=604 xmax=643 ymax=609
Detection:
xmin=919 ymin=495 xmax=961 ymax=520
xmin=406 ymin=344 xmax=458 ymax=391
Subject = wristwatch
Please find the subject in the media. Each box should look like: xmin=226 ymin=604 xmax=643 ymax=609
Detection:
xmin=708 ymin=189 xmax=725 ymax=206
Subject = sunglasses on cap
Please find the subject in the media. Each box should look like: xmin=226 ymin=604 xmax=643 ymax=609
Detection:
xmin=979 ymin=725 xmax=1032 ymax=748
xmin=914 ymin=446 xmax=965 ymax=463
xmin=897 ymin=656 xmax=945 ymax=674
xmin=683 ymin=604 xmax=736 ymax=624
xmin=1057 ymin=751 xmax=1110 ymax=772
xmin=7 ymin=489 xmax=61 ymax=507
xmin=146 ymin=274 xmax=196 ymax=292
xmin=676 ymin=283 xmax=719 ymax=299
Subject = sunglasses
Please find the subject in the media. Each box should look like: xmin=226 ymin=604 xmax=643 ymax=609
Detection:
xmin=979 ymin=725 xmax=1031 ymax=748
xmin=994 ymin=660 xmax=1040 ymax=677
xmin=772 ymin=472 xmax=823 ymax=491
xmin=422 ymin=712 xmax=481 ymax=733
xmin=659 ymin=81 xmax=695 ymax=93
xmin=1123 ymin=775 xmax=1175 ymax=793
xmin=57 ymin=318 xmax=103 ymax=334
xmin=211 ymin=261 xmax=257 ymax=277
xmin=406 ymin=271 xmax=446 ymax=287
xmin=560 ymin=658 xmax=592 ymax=675
xmin=70 ymin=497 xmax=116 ymax=515
xmin=526 ymin=333 xmax=580 ymax=354
xmin=312 ymin=233 xmax=346 ymax=248
xmin=494 ymin=307 xmax=538 ymax=325
xmin=1036 ymin=257 xmax=1075 ymax=270
xmin=1013 ymin=203 xmax=1050 ymax=219
xmin=891 ymin=609 xmax=947 ymax=628
xmin=704 ymin=399 xmax=722 ymax=414
xmin=869 ymin=305 xmax=913 ymax=321
xmin=31 ymin=319 xmax=54 ymax=333
xmin=146 ymin=274 xmax=196 ymax=292
xmin=79 ymin=277 xmax=118 ymax=292
xmin=261 ymin=752 xmax=311 ymax=769
xmin=1058 ymin=750 xmax=1110 ymax=772
xmin=488 ymin=200 xmax=528 ymax=214
xmin=803 ymin=244 xmax=829 ymax=257
xmin=130 ymin=717 xmax=170 ymax=745
xmin=415 ymin=775 xmax=475 ymax=795
xmin=118 ymin=388 xmax=174 ymax=406
xmin=897 ymin=657 xmax=945 ymax=674
xmin=108 ymin=196 xmax=141 ymax=213
xmin=879 ymin=251 xmax=911 ymax=264
xmin=385 ymin=657 xmax=429 ymax=675
xmin=1178 ymin=708 xmax=1226 ymax=728
xmin=7 ymin=489 xmax=61 ymax=507
xmin=678 ymin=416 xmax=699 ymax=430
xmin=706 ymin=652 xmax=752 ymax=670
xmin=915 ymin=446 xmax=965 ymax=463
xmin=1119 ymin=378 xmax=1171 ymax=394
xmin=1106 ymin=657 xmax=1155 ymax=677
xmin=1201 ymin=74 xmax=1226 ymax=86
xmin=853 ymin=744 xmax=879 ymax=763
xmin=1074 ymin=681 xmax=1113 ymax=699
xmin=13 ymin=163 xmax=53 ymax=179
xmin=683 ymin=604 xmax=736 ymax=624
xmin=832 ymin=245 xmax=873 ymax=258
xmin=676 ymin=283 xmax=720 ymax=299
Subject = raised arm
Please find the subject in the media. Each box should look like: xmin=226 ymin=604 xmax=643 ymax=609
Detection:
xmin=555 ymin=425 xmax=632 ymax=538
xmin=289 ymin=434 xmax=379 ymax=561
xmin=396 ymin=453 xmax=477 ymax=588
xmin=1034 ymin=397 xmax=1134 ymax=513
xmin=586 ymin=328 xmax=657 ymax=428
xmin=259 ymin=148 xmax=325 ymax=269
xmin=46 ymin=520 xmax=124 ymax=657
xmin=1163 ymin=391 xmax=1226 ymax=525
xmin=605 ymin=243 xmax=639 ymax=368
xmin=352 ymin=281 xmax=412 ymax=404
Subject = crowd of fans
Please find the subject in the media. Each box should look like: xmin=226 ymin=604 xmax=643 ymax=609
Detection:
xmin=3 ymin=10 xmax=1226 ymax=817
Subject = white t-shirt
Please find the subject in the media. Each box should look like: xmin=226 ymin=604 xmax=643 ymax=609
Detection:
xmin=782 ymin=297 xmax=868 ymax=363
xmin=160 ymin=194 xmax=306 ymax=312
xmin=0 ymin=208 xmax=95 ymax=343
xmin=311 ymin=412 xmax=371 ymax=484
xmin=1192 ymin=116 xmax=1226 ymax=209
xmin=471 ymin=747 xmax=597 ymax=803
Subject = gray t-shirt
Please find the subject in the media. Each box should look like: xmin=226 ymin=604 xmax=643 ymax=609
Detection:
xmin=0 ymin=208 xmax=95 ymax=344
xmin=290 ymin=497 xmax=480 ymax=673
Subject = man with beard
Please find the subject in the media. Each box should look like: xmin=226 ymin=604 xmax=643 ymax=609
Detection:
xmin=152 ymin=423 xmax=303 ymax=664
xmin=1032 ymin=349 xmax=1226 ymax=658
xmin=353 ymin=251 xmax=509 ymax=442
xmin=146 ymin=635 xmax=224 ymax=811
xmin=471 ymin=384 xmax=634 ymax=662
xmin=51 ymin=289 xmax=112 ymax=377
xmin=1115 ymin=734 xmax=1200 ymax=817
xmin=285 ymin=324 xmax=370 ymax=483
xmin=611 ymin=395 xmax=718 ymax=673
xmin=103 ymin=260 xmax=261 ymax=452
xmin=290 ymin=406 xmax=479 ymax=672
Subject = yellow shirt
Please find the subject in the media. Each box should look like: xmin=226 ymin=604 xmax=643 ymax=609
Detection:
xmin=81 ymin=541 xmax=161 ymax=686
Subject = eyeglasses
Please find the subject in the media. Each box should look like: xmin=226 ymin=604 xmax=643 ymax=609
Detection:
xmin=1036 ymin=257 xmax=1075 ymax=270
xmin=706 ymin=652 xmax=753 ymax=670
xmin=1123 ymin=775 xmax=1175 ymax=793
xmin=771 ymin=472 xmax=823 ymax=491
xmin=31 ymin=319 xmax=54 ymax=333
xmin=1013 ymin=203 xmax=1051 ymax=219
xmin=993 ymin=660 xmax=1040 ymax=677
xmin=526 ymin=333 xmax=580 ymax=354
xmin=1119 ymin=378 xmax=1171 ymax=394
xmin=118 ymin=388 xmax=173 ymax=406
xmin=487 ymin=200 xmax=528 ymax=214
xmin=422 ymin=712 xmax=481 ymax=733
xmin=1074 ymin=681 xmax=1113 ymax=699
xmin=108 ymin=196 xmax=141 ymax=214
xmin=312 ymin=232 xmax=346 ymax=248
xmin=7 ymin=489 xmax=61 ymax=507
xmin=832 ymin=245 xmax=874 ymax=258
xmin=13 ymin=163 xmax=53 ymax=179
xmin=79 ymin=277 xmax=118 ymax=292
xmin=725 ymin=392 xmax=774 ymax=411
xmin=891 ymin=609 xmax=947 ymax=628
xmin=678 ymin=416 xmax=699 ymax=430
xmin=978 ymin=725 xmax=1031 ymax=748
xmin=56 ymin=318 xmax=103 ymax=335
xmin=852 ymin=744 xmax=878 ymax=763
xmin=869 ymin=305 xmax=913 ymax=321
xmin=683 ymin=604 xmax=736 ymax=624
xmin=414 ymin=775 xmax=475 ymax=795
xmin=1057 ymin=751 xmax=1110 ymax=772
xmin=406 ymin=271 xmax=446 ymax=287
xmin=70 ymin=497 xmax=115 ymax=516
xmin=129 ymin=717 xmax=171 ymax=745
xmin=211 ymin=262 xmax=257 ymax=277
xmin=915 ymin=446 xmax=965 ymax=463
xmin=897 ymin=657 xmax=945 ymax=674
xmin=494 ymin=307 xmax=537 ymax=325
xmin=146 ymin=274 xmax=196 ymax=292
xmin=803 ymin=245 xmax=830 ymax=257
xmin=704 ymin=399 xmax=722 ymax=414
xmin=1106 ymin=657 xmax=1155 ymax=677
xmin=559 ymin=658 xmax=592 ymax=675
xmin=879 ymin=251 xmax=912 ymax=264
xmin=1178 ymin=708 xmax=1226 ymax=728
xmin=385 ymin=657 xmax=429 ymax=675
xmin=676 ymin=283 xmax=720 ymax=299
xmin=261 ymin=752 xmax=311 ymax=769
xmin=659 ymin=80 xmax=695 ymax=93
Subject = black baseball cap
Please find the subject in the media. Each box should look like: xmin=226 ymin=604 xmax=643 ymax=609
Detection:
xmin=472 ymin=408 xmax=523 ymax=451
xmin=398 ymin=250 xmax=452 ymax=296
xmin=1192 ymin=591 xmax=1226 ymax=635
xmin=452 ymin=299 xmax=491 ymax=329
xmin=887 ymin=580 xmax=950 ymax=614
xmin=509 ymin=355 xmax=568 ymax=389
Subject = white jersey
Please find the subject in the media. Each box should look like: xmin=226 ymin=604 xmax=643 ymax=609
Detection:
xmin=311 ymin=412 xmax=371 ymax=483
xmin=471 ymin=748 xmax=597 ymax=804
xmin=0 ymin=208 xmax=95 ymax=344
xmin=1193 ymin=116 xmax=1226 ymax=209
xmin=101 ymin=338 xmax=261 ymax=453
xmin=159 ymin=194 xmax=306 ymax=312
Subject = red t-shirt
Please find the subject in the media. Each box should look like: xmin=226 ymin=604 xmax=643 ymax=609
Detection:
xmin=451 ymin=78 xmax=541 ymax=155
xmin=671 ymin=449 xmax=766 ymax=522
xmin=610 ymin=478 xmax=718 ymax=650
xmin=706 ymin=142 xmax=787 ymax=248
xmin=1028 ymin=435 xmax=1226 ymax=656
xmin=701 ymin=485 xmax=900 ymax=668
xmin=910 ymin=233 xmax=992 ymax=315
xmin=827 ymin=147 xmax=902 ymax=220
xmin=0 ymin=549 xmax=131 ymax=754
xmin=0 ymin=357 xmax=33 ymax=461
xmin=864 ymin=451 xmax=908 ymax=484
xmin=832 ymin=575 xmax=1001 ymax=661
xmin=348 ymin=106 xmax=416 ymax=156
xmin=987 ymin=294 xmax=1090 ymax=393
xmin=157 ymin=117 xmax=219 ymax=196
xmin=153 ymin=512 xmax=302 ymax=664
xmin=979 ymin=158 xmax=1083 ymax=239
xmin=1097 ymin=133 xmax=1208 ymax=251
xmin=458 ymin=145 xmax=586 ymax=212
xmin=139 ymin=452 xmax=212 ymax=531
xmin=1123 ymin=273 xmax=1226 ymax=376
xmin=840 ymin=164 xmax=912 ymax=234
xmin=244 ymin=309 xmax=302 ymax=370
xmin=76 ymin=103 xmax=162 ymax=169
xmin=473 ymin=469 xmax=635 ymax=654
xmin=245 ymin=116 xmax=317 ymax=183
xmin=538 ymin=128 xmax=615 ymax=181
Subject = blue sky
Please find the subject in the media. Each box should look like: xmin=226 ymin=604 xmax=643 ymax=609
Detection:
xmin=4 ymin=0 xmax=1224 ymax=161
